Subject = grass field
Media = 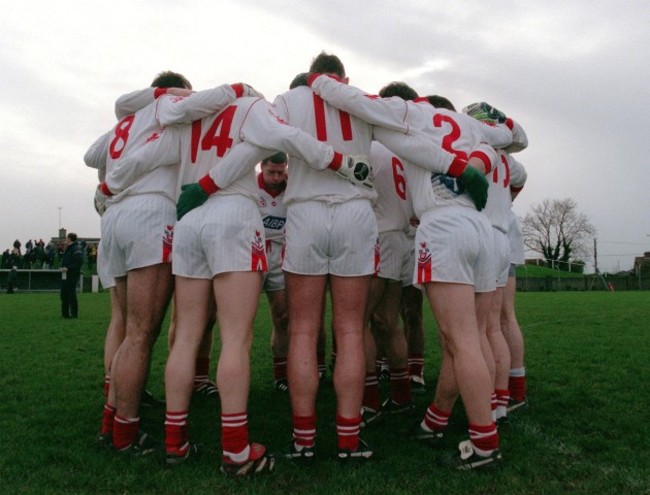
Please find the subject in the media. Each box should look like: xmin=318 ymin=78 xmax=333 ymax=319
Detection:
xmin=1 ymin=291 xmax=649 ymax=495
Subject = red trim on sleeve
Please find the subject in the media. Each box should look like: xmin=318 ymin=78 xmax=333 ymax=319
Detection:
xmin=230 ymin=83 xmax=244 ymax=98
xmin=198 ymin=174 xmax=220 ymax=195
xmin=469 ymin=150 xmax=492 ymax=174
xmin=413 ymin=97 xmax=431 ymax=104
xmin=328 ymin=152 xmax=343 ymax=171
xmin=153 ymin=88 xmax=168 ymax=99
xmin=99 ymin=182 xmax=113 ymax=196
xmin=505 ymin=118 xmax=514 ymax=130
xmin=447 ymin=157 xmax=467 ymax=178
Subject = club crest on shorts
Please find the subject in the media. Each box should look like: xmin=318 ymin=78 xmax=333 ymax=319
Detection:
xmin=251 ymin=230 xmax=268 ymax=271
xmin=162 ymin=225 xmax=174 ymax=263
xmin=417 ymin=242 xmax=432 ymax=284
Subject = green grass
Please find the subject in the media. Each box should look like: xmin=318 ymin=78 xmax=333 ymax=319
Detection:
xmin=1 ymin=291 xmax=649 ymax=495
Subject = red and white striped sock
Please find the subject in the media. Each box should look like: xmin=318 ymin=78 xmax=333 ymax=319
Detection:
xmin=272 ymin=357 xmax=287 ymax=381
xmin=194 ymin=357 xmax=210 ymax=388
xmin=336 ymin=414 xmax=361 ymax=451
xmin=113 ymin=414 xmax=139 ymax=451
xmin=101 ymin=403 xmax=116 ymax=437
xmin=422 ymin=403 xmax=451 ymax=432
xmin=509 ymin=368 xmax=526 ymax=401
xmin=495 ymin=389 xmax=510 ymax=420
xmin=292 ymin=414 xmax=317 ymax=449
xmin=408 ymin=353 xmax=424 ymax=379
xmin=468 ymin=422 xmax=499 ymax=456
xmin=362 ymin=372 xmax=381 ymax=411
xmin=165 ymin=410 xmax=189 ymax=456
xmin=389 ymin=367 xmax=412 ymax=405
xmin=221 ymin=412 xmax=249 ymax=463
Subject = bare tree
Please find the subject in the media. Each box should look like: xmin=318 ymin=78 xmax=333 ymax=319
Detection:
xmin=522 ymin=198 xmax=596 ymax=270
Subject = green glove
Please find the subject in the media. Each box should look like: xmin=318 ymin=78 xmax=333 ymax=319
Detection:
xmin=176 ymin=183 xmax=209 ymax=220
xmin=463 ymin=102 xmax=507 ymax=124
xmin=458 ymin=166 xmax=488 ymax=211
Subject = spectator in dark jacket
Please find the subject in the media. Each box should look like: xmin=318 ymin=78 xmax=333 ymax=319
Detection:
xmin=61 ymin=233 xmax=83 ymax=318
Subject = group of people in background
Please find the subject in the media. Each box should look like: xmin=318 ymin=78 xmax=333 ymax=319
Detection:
xmin=84 ymin=51 xmax=529 ymax=476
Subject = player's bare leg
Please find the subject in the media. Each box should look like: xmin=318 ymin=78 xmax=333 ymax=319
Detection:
xmin=104 ymin=286 xmax=125 ymax=398
xmin=213 ymin=271 xmax=261 ymax=413
xmin=475 ymin=291 xmax=496 ymax=385
xmin=111 ymin=263 xmax=172 ymax=451
xmin=360 ymin=276 xmax=386 ymax=421
xmin=286 ymin=273 xmax=327 ymax=417
xmin=330 ymin=274 xmax=370 ymax=419
xmin=165 ymin=277 xmax=213 ymax=413
xmin=486 ymin=287 xmax=511 ymax=421
xmin=424 ymin=282 xmax=492 ymax=427
xmin=267 ymin=289 xmax=289 ymax=390
xmin=401 ymin=284 xmax=425 ymax=391
xmin=501 ymin=274 xmax=527 ymax=409
xmin=374 ymin=280 xmax=411 ymax=410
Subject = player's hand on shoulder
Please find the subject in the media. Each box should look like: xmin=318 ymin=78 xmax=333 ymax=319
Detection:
xmin=230 ymin=83 xmax=264 ymax=99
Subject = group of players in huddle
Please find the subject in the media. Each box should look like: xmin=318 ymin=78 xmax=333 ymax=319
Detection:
xmin=84 ymin=51 xmax=529 ymax=475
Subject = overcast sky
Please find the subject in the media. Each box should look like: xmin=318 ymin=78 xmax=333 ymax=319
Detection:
xmin=1 ymin=0 xmax=648 ymax=273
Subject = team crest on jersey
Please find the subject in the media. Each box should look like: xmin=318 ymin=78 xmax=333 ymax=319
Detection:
xmin=259 ymin=197 xmax=267 ymax=208
xmin=417 ymin=242 xmax=432 ymax=284
xmin=251 ymin=230 xmax=268 ymax=271
xmin=162 ymin=225 xmax=174 ymax=263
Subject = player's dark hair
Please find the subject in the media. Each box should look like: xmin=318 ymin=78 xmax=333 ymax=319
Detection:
xmin=379 ymin=82 xmax=418 ymax=101
xmin=67 ymin=233 xmax=77 ymax=242
xmin=289 ymin=72 xmax=309 ymax=89
xmin=150 ymin=71 xmax=192 ymax=90
xmin=425 ymin=95 xmax=456 ymax=111
xmin=309 ymin=52 xmax=345 ymax=78
xmin=262 ymin=152 xmax=288 ymax=165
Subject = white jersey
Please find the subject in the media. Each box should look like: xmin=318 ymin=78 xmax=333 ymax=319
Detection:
xmin=257 ymin=172 xmax=287 ymax=243
xmin=273 ymin=87 xmax=376 ymax=205
xmin=308 ymin=76 xmax=510 ymax=217
xmin=83 ymin=85 xmax=240 ymax=201
xmin=370 ymin=141 xmax=411 ymax=234
xmin=117 ymin=96 xmax=341 ymax=202
xmin=484 ymin=150 xmax=528 ymax=232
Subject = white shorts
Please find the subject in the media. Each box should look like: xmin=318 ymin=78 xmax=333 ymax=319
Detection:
xmin=283 ymin=199 xmax=377 ymax=276
xmin=508 ymin=214 xmax=525 ymax=265
xmin=401 ymin=232 xmax=416 ymax=287
xmin=172 ymin=195 xmax=267 ymax=279
xmin=377 ymin=230 xmax=409 ymax=281
xmin=414 ymin=206 xmax=496 ymax=293
xmin=99 ymin=194 xmax=175 ymax=279
xmin=96 ymin=241 xmax=115 ymax=289
xmin=493 ymin=228 xmax=510 ymax=288
xmin=263 ymin=239 xmax=285 ymax=292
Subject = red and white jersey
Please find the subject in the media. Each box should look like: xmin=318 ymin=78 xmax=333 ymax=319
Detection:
xmin=484 ymin=150 xmax=527 ymax=232
xmin=370 ymin=141 xmax=411 ymax=234
xmin=257 ymin=172 xmax=287 ymax=243
xmin=308 ymin=76 xmax=509 ymax=216
xmin=273 ymin=86 xmax=376 ymax=205
xmin=100 ymin=100 xmax=179 ymax=203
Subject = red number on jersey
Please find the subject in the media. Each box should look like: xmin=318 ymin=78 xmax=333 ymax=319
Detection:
xmin=432 ymin=114 xmax=468 ymax=161
xmin=109 ymin=115 xmax=135 ymax=159
xmin=493 ymin=153 xmax=511 ymax=188
xmin=391 ymin=156 xmax=407 ymax=200
xmin=190 ymin=106 xmax=237 ymax=162
xmin=313 ymin=94 xmax=353 ymax=142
